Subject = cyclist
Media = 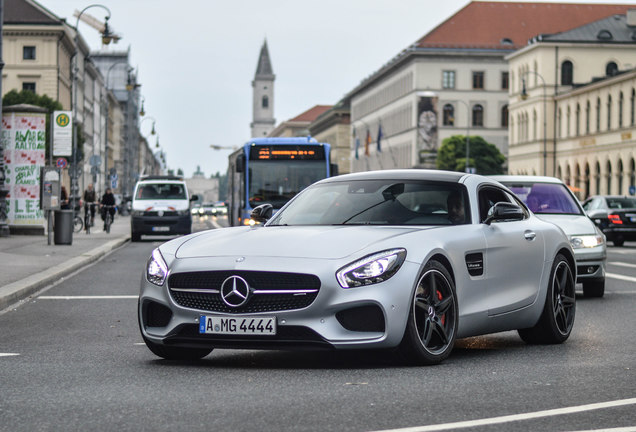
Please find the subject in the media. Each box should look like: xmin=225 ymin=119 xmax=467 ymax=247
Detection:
xmin=83 ymin=184 xmax=97 ymax=228
xmin=100 ymin=187 xmax=117 ymax=231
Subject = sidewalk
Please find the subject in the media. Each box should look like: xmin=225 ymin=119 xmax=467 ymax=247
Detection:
xmin=0 ymin=214 xmax=130 ymax=311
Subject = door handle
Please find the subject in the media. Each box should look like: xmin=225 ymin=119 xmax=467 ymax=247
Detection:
xmin=524 ymin=230 xmax=536 ymax=241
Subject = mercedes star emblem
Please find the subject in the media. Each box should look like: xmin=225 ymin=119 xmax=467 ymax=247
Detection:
xmin=220 ymin=275 xmax=250 ymax=308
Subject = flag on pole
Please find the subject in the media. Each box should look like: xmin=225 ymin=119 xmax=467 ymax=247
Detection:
xmin=365 ymin=129 xmax=371 ymax=156
xmin=353 ymin=127 xmax=359 ymax=160
xmin=377 ymin=124 xmax=383 ymax=152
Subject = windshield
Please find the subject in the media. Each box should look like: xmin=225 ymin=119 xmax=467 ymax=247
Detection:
xmin=268 ymin=180 xmax=470 ymax=226
xmin=503 ymin=182 xmax=582 ymax=215
xmin=606 ymin=197 xmax=636 ymax=209
xmin=135 ymin=183 xmax=187 ymax=200
xmin=248 ymin=160 xmax=326 ymax=209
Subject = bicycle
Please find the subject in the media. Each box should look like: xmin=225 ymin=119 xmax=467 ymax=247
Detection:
xmin=84 ymin=203 xmax=97 ymax=234
xmin=72 ymin=202 xmax=84 ymax=233
xmin=102 ymin=205 xmax=116 ymax=234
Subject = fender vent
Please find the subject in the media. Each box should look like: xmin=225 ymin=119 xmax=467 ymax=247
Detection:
xmin=465 ymin=253 xmax=484 ymax=276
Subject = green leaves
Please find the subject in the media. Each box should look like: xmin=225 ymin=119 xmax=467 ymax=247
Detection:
xmin=436 ymin=135 xmax=506 ymax=175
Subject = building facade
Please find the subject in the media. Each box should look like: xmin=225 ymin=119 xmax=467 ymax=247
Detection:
xmin=507 ymin=10 xmax=636 ymax=198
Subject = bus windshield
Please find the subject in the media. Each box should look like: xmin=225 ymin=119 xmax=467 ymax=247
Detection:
xmin=248 ymin=160 xmax=326 ymax=209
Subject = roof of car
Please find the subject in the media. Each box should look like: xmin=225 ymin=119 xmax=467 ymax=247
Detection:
xmin=320 ymin=169 xmax=468 ymax=184
xmin=490 ymin=175 xmax=564 ymax=185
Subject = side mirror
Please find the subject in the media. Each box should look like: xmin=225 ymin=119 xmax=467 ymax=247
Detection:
xmin=190 ymin=194 xmax=199 ymax=202
xmin=236 ymin=154 xmax=245 ymax=173
xmin=484 ymin=202 xmax=524 ymax=225
xmin=250 ymin=203 xmax=273 ymax=223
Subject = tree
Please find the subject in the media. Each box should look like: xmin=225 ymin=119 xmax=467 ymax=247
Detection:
xmin=177 ymin=168 xmax=184 ymax=176
xmin=436 ymin=135 xmax=506 ymax=175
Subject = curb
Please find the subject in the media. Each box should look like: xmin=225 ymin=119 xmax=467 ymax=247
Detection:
xmin=0 ymin=236 xmax=130 ymax=311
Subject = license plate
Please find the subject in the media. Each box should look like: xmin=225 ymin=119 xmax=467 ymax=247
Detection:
xmin=199 ymin=316 xmax=276 ymax=335
xmin=151 ymin=226 xmax=170 ymax=232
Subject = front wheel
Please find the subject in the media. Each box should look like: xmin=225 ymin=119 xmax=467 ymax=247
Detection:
xmin=73 ymin=216 xmax=83 ymax=233
xmin=519 ymin=254 xmax=575 ymax=344
xmin=398 ymin=260 xmax=458 ymax=365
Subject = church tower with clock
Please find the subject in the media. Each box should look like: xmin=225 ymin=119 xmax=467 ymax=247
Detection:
xmin=251 ymin=40 xmax=276 ymax=138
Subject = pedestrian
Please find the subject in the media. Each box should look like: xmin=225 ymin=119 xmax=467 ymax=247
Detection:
xmin=60 ymin=186 xmax=70 ymax=209
xmin=83 ymin=184 xmax=97 ymax=226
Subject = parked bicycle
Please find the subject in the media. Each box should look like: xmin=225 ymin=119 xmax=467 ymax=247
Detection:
xmin=72 ymin=201 xmax=84 ymax=233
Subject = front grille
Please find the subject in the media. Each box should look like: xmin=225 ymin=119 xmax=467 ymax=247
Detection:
xmin=144 ymin=210 xmax=178 ymax=217
xmin=143 ymin=300 xmax=173 ymax=327
xmin=168 ymin=271 xmax=321 ymax=313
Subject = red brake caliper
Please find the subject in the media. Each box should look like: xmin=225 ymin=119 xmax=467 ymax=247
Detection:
xmin=437 ymin=290 xmax=446 ymax=326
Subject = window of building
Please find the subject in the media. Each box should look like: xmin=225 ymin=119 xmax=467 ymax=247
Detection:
xmin=557 ymin=108 xmax=562 ymax=138
xmin=585 ymin=101 xmax=590 ymax=135
xmin=472 ymin=72 xmax=484 ymax=90
xmin=443 ymin=104 xmax=454 ymax=126
xmin=533 ymin=110 xmax=537 ymax=140
xmin=262 ymin=95 xmax=269 ymax=109
xmin=575 ymin=103 xmax=581 ymax=136
xmin=472 ymin=104 xmax=484 ymax=127
xmin=23 ymin=46 xmax=36 ymax=60
xmin=631 ymin=89 xmax=635 ymax=126
xmin=442 ymin=71 xmax=455 ymax=89
xmin=619 ymin=92 xmax=624 ymax=128
xmin=607 ymin=95 xmax=612 ymax=130
xmin=606 ymin=160 xmax=612 ymax=194
xmin=501 ymin=104 xmax=508 ymax=127
xmin=561 ymin=61 xmax=573 ymax=85
xmin=606 ymin=62 xmax=618 ymax=77
xmin=501 ymin=72 xmax=509 ymax=90
xmin=22 ymin=82 xmax=36 ymax=93
xmin=567 ymin=106 xmax=571 ymax=137
xmin=596 ymin=97 xmax=601 ymax=132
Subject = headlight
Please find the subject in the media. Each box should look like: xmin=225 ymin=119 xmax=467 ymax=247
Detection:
xmin=570 ymin=234 xmax=604 ymax=249
xmin=336 ymin=248 xmax=406 ymax=288
xmin=146 ymin=249 xmax=168 ymax=286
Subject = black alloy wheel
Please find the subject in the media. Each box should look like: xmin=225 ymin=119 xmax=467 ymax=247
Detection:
xmin=399 ymin=260 xmax=458 ymax=365
xmin=519 ymin=254 xmax=575 ymax=344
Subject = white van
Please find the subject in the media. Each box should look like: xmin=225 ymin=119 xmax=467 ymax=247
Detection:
xmin=130 ymin=175 xmax=198 ymax=242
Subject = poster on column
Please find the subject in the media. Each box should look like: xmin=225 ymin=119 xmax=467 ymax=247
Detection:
xmin=2 ymin=111 xmax=46 ymax=229
xmin=417 ymin=92 xmax=439 ymax=168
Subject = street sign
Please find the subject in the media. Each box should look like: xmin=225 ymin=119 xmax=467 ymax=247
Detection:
xmin=55 ymin=158 xmax=68 ymax=169
xmin=89 ymin=155 xmax=102 ymax=167
xmin=52 ymin=111 xmax=73 ymax=157
xmin=111 ymin=178 xmax=118 ymax=189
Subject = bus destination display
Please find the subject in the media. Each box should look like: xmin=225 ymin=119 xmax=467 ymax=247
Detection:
xmin=250 ymin=145 xmax=325 ymax=161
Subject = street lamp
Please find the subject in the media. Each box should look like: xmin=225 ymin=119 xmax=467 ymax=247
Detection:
xmin=72 ymin=4 xmax=115 ymax=212
xmin=521 ymin=71 xmax=547 ymax=176
xmin=455 ymin=100 xmax=471 ymax=173
xmin=141 ymin=116 xmax=157 ymax=137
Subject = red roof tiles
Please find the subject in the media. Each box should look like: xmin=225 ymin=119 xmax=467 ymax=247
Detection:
xmin=289 ymin=105 xmax=333 ymax=123
xmin=417 ymin=1 xmax=635 ymax=49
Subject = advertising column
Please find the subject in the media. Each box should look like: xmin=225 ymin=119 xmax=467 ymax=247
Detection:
xmin=2 ymin=105 xmax=47 ymax=233
xmin=417 ymin=92 xmax=439 ymax=169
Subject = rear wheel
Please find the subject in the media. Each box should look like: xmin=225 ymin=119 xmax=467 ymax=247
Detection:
xmin=519 ymin=254 xmax=575 ymax=344
xmin=613 ymin=236 xmax=625 ymax=247
xmin=582 ymin=278 xmax=605 ymax=298
xmin=398 ymin=260 xmax=458 ymax=365
xmin=73 ymin=216 xmax=83 ymax=233
xmin=131 ymin=231 xmax=141 ymax=242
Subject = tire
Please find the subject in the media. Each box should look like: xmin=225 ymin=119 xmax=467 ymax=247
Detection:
xmin=105 ymin=216 xmax=111 ymax=234
xmin=73 ymin=216 xmax=83 ymax=233
xmin=519 ymin=254 xmax=575 ymax=344
xmin=613 ymin=237 xmax=624 ymax=247
xmin=398 ymin=260 xmax=458 ymax=365
xmin=131 ymin=231 xmax=141 ymax=242
xmin=582 ymin=278 xmax=605 ymax=298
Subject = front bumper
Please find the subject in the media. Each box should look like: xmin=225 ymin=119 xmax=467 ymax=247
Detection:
xmin=603 ymin=226 xmax=636 ymax=241
xmin=138 ymin=257 xmax=420 ymax=351
xmin=131 ymin=214 xmax=192 ymax=235
xmin=573 ymin=246 xmax=606 ymax=282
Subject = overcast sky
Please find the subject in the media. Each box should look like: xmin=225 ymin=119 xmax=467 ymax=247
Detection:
xmin=37 ymin=0 xmax=630 ymax=178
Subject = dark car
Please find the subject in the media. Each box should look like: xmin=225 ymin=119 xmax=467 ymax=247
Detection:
xmin=582 ymin=195 xmax=636 ymax=246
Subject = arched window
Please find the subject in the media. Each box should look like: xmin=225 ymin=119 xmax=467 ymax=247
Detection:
xmin=595 ymin=162 xmax=601 ymax=196
xmin=501 ymin=104 xmax=508 ymax=127
xmin=472 ymin=104 xmax=484 ymax=127
xmin=533 ymin=110 xmax=537 ymax=140
xmin=585 ymin=100 xmax=590 ymax=134
xmin=606 ymin=61 xmax=618 ymax=76
xmin=262 ymin=95 xmax=269 ymax=109
xmin=619 ymin=92 xmax=624 ymax=128
xmin=607 ymin=160 xmax=612 ymax=194
xmin=575 ymin=103 xmax=581 ymax=136
xmin=584 ymin=163 xmax=591 ymax=198
xmin=631 ymin=158 xmax=636 ymax=190
xmin=618 ymin=159 xmax=624 ymax=194
xmin=631 ymin=89 xmax=635 ymax=126
xmin=557 ymin=108 xmax=562 ymax=138
xmin=596 ymin=97 xmax=601 ymax=131
xmin=443 ymin=104 xmax=454 ymax=126
xmin=607 ymin=95 xmax=612 ymax=130
xmin=566 ymin=106 xmax=571 ymax=137
xmin=561 ymin=60 xmax=573 ymax=85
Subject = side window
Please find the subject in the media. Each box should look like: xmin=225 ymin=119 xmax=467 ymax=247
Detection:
xmin=478 ymin=187 xmax=513 ymax=222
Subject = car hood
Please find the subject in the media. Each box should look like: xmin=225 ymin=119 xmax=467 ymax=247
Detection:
xmin=535 ymin=214 xmax=596 ymax=236
xmin=174 ymin=225 xmax=432 ymax=260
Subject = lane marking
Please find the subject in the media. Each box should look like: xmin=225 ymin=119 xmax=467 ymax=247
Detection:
xmin=563 ymin=428 xmax=636 ymax=432
xmin=609 ymin=262 xmax=636 ymax=269
xmin=606 ymin=273 xmax=636 ymax=283
xmin=370 ymin=398 xmax=636 ymax=432
xmin=38 ymin=295 xmax=138 ymax=300
xmin=0 ymin=353 xmax=20 ymax=357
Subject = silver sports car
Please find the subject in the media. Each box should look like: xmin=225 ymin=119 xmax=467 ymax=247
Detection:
xmin=139 ymin=170 xmax=576 ymax=365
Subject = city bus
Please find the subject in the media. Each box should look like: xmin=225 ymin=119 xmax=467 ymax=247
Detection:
xmin=227 ymin=137 xmax=336 ymax=226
